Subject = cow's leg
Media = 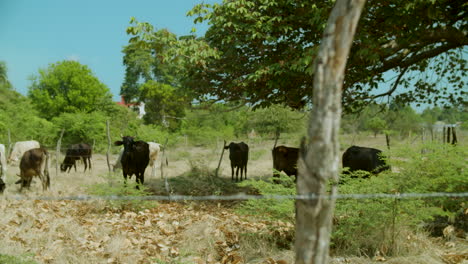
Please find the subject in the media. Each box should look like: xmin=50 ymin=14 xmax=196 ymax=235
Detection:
xmin=83 ymin=157 xmax=88 ymax=172
xmin=88 ymin=157 xmax=92 ymax=170
xmin=123 ymin=172 xmax=128 ymax=186
xmin=135 ymin=172 xmax=144 ymax=189
xmin=235 ymin=166 xmax=240 ymax=182
xmin=73 ymin=160 xmax=77 ymax=172
xmin=231 ymin=165 xmax=235 ymax=181
xmin=39 ymin=171 xmax=48 ymax=191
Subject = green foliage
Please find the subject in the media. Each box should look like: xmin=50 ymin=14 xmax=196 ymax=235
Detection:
xmin=243 ymin=104 xmax=306 ymax=135
xmin=175 ymin=0 xmax=467 ymax=111
xmin=391 ymin=142 xmax=468 ymax=211
xmin=87 ymin=173 xmax=157 ymax=212
xmin=0 ymin=61 xmax=12 ymax=89
xmin=140 ymin=80 xmax=188 ymax=130
xmin=386 ymin=104 xmax=422 ymax=138
xmin=365 ymin=117 xmax=387 ymax=137
xmin=0 ymin=87 xmax=56 ymax=146
xmin=52 ymin=111 xmax=107 ymax=150
xmin=28 ymin=60 xmax=113 ymax=119
xmin=333 ymin=142 xmax=468 ymax=256
xmin=236 ymin=174 xmax=296 ymax=222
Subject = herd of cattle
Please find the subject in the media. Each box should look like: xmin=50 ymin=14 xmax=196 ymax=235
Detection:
xmin=0 ymin=136 xmax=390 ymax=193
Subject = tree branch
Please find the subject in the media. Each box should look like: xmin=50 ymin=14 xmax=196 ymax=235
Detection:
xmin=371 ymin=66 xmax=409 ymax=99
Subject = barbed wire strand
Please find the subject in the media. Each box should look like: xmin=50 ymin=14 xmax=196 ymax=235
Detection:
xmin=3 ymin=192 xmax=468 ymax=202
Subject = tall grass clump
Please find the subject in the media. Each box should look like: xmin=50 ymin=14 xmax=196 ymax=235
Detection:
xmin=333 ymin=142 xmax=467 ymax=257
xmin=161 ymin=158 xmax=249 ymax=196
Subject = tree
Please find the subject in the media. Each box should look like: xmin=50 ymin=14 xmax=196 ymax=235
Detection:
xmin=366 ymin=117 xmax=387 ymax=137
xmin=127 ymin=0 xmax=466 ymax=111
xmin=295 ymin=1 xmax=365 ymax=263
xmin=28 ymin=60 xmax=113 ymax=119
xmin=0 ymin=61 xmax=12 ymax=89
xmin=139 ymin=80 xmax=189 ymax=130
xmin=121 ymin=28 xmax=205 ymax=126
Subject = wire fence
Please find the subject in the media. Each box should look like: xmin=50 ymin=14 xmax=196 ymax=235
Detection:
xmin=3 ymin=192 xmax=468 ymax=202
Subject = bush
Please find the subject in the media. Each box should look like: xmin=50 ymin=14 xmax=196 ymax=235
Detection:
xmin=333 ymin=142 xmax=467 ymax=256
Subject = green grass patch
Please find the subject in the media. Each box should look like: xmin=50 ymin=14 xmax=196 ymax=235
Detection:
xmin=0 ymin=254 xmax=37 ymax=264
xmin=236 ymin=174 xmax=296 ymax=222
xmin=249 ymin=149 xmax=268 ymax=161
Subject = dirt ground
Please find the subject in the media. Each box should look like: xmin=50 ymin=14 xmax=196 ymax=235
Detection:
xmin=0 ymin=135 xmax=466 ymax=264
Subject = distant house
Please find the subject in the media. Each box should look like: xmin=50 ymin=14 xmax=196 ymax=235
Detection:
xmin=116 ymin=96 xmax=146 ymax=119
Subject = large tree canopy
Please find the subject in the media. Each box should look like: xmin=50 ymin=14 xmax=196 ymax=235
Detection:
xmin=28 ymin=60 xmax=113 ymax=119
xmin=127 ymin=0 xmax=466 ymax=112
xmin=121 ymin=20 xmax=218 ymax=126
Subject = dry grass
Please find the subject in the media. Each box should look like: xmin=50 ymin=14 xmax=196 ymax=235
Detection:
xmin=0 ymin=134 xmax=466 ymax=263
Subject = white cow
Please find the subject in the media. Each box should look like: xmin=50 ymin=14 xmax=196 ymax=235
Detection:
xmin=0 ymin=144 xmax=7 ymax=182
xmin=113 ymin=141 xmax=161 ymax=177
xmin=8 ymin=140 xmax=41 ymax=165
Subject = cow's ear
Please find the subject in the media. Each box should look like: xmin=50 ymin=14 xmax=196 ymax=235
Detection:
xmin=114 ymin=141 xmax=123 ymax=146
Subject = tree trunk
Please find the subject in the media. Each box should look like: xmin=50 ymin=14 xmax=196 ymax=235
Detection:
xmin=295 ymin=1 xmax=366 ymax=264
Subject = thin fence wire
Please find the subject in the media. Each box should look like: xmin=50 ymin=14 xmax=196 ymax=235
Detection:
xmin=3 ymin=192 xmax=468 ymax=202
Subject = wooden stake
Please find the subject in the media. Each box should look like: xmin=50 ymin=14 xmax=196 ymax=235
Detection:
xmin=215 ymin=140 xmax=227 ymax=177
xmin=56 ymin=129 xmax=65 ymax=178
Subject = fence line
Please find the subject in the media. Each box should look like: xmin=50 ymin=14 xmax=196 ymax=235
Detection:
xmin=3 ymin=192 xmax=468 ymax=202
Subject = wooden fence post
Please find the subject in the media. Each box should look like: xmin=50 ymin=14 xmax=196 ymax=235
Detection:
xmin=215 ymin=140 xmax=227 ymax=177
xmin=160 ymin=138 xmax=170 ymax=194
xmin=56 ymin=129 xmax=65 ymax=178
xmin=106 ymin=120 xmax=112 ymax=175
xmin=452 ymin=126 xmax=458 ymax=145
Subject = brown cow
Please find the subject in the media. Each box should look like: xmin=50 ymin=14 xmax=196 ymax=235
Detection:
xmin=15 ymin=148 xmax=50 ymax=191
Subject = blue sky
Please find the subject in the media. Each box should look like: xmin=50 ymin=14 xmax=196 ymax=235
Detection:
xmin=0 ymin=0 xmax=215 ymax=101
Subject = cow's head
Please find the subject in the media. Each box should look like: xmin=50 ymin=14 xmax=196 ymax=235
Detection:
xmin=114 ymin=136 xmax=135 ymax=151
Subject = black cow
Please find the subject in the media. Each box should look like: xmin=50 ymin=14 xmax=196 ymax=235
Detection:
xmin=61 ymin=143 xmax=92 ymax=173
xmin=15 ymin=148 xmax=50 ymax=191
xmin=114 ymin=136 xmax=149 ymax=188
xmin=224 ymin=142 xmax=249 ymax=182
xmin=342 ymin=146 xmax=390 ymax=176
xmin=272 ymin=145 xmax=299 ymax=178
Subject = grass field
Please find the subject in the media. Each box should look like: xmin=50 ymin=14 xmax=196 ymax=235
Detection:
xmin=0 ymin=133 xmax=466 ymax=263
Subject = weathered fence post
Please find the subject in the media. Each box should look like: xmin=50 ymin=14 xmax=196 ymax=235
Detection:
xmin=451 ymin=126 xmax=458 ymax=145
xmin=215 ymin=140 xmax=227 ymax=177
xmin=56 ymin=129 xmax=65 ymax=178
xmin=447 ymin=126 xmax=452 ymax=144
xmin=296 ymin=1 xmax=366 ymax=263
xmin=160 ymin=138 xmax=170 ymax=195
xmin=106 ymin=120 xmax=112 ymax=175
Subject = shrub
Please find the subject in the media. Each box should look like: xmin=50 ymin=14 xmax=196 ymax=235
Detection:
xmin=333 ymin=142 xmax=467 ymax=256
